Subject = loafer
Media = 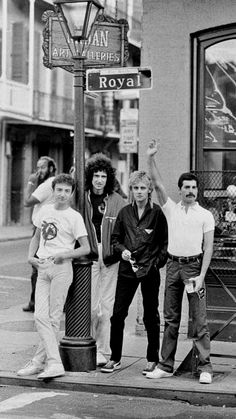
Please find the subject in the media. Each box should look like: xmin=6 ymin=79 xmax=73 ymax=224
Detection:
xmin=146 ymin=367 xmax=173 ymax=379
xmin=199 ymin=371 xmax=212 ymax=384
xmin=17 ymin=361 xmax=43 ymax=376
xmin=37 ymin=363 xmax=65 ymax=380
xmin=22 ymin=304 xmax=34 ymax=312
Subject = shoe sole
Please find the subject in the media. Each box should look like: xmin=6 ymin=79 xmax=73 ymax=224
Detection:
xmin=38 ymin=372 xmax=65 ymax=380
xmin=146 ymin=372 xmax=173 ymax=379
xmin=101 ymin=365 xmax=121 ymax=373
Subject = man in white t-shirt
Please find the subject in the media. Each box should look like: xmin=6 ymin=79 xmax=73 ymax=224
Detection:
xmin=17 ymin=174 xmax=90 ymax=379
xmin=146 ymin=140 xmax=215 ymax=385
xmin=23 ymin=156 xmax=56 ymax=312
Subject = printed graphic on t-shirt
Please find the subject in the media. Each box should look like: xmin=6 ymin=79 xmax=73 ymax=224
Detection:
xmin=42 ymin=220 xmax=58 ymax=245
xmin=98 ymin=201 xmax=105 ymax=214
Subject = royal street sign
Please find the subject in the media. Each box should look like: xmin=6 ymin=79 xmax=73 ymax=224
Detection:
xmin=42 ymin=12 xmax=129 ymax=73
xmin=86 ymin=67 xmax=152 ymax=92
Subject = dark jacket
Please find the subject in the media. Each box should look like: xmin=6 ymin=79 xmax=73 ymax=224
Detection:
xmin=112 ymin=200 xmax=168 ymax=278
xmin=84 ymin=190 xmax=125 ymax=266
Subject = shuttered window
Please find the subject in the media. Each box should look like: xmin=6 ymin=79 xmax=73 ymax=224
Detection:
xmin=11 ymin=22 xmax=29 ymax=84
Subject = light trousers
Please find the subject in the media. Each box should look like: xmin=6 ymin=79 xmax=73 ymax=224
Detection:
xmin=91 ymin=244 xmax=119 ymax=354
xmin=32 ymin=260 xmax=73 ymax=367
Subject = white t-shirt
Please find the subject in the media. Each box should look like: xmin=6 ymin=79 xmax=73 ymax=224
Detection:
xmin=34 ymin=204 xmax=88 ymax=259
xmin=162 ymin=197 xmax=215 ymax=257
xmin=32 ymin=177 xmax=55 ymax=225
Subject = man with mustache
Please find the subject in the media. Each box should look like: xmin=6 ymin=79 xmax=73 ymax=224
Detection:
xmin=146 ymin=140 xmax=215 ymax=385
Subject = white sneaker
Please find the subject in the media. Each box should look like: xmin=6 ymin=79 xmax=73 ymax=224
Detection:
xmin=199 ymin=371 xmax=212 ymax=384
xmin=96 ymin=352 xmax=107 ymax=367
xmin=37 ymin=363 xmax=65 ymax=380
xmin=146 ymin=367 xmax=173 ymax=379
xmin=17 ymin=361 xmax=43 ymax=376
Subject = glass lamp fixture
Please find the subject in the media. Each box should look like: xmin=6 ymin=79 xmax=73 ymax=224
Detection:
xmin=53 ymin=0 xmax=104 ymax=42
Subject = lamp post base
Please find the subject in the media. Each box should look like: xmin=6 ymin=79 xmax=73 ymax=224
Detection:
xmin=60 ymin=336 xmax=96 ymax=371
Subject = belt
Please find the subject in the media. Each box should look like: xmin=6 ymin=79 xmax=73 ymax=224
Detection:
xmin=168 ymin=253 xmax=202 ymax=264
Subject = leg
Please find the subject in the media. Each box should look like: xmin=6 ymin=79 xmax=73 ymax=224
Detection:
xmin=91 ymin=254 xmax=102 ymax=342
xmin=110 ymin=274 xmax=139 ymax=362
xmin=159 ymin=260 xmax=184 ymax=373
xmin=184 ymin=263 xmax=212 ymax=374
xmin=96 ymin=261 xmax=119 ymax=354
xmin=30 ymin=266 xmax=38 ymax=308
xmin=33 ymin=262 xmax=73 ymax=366
xmin=141 ymin=267 xmax=160 ymax=363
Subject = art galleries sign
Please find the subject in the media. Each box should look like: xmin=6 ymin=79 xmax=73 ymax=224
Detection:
xmin=42 ymin=12 xmax=129 ymax=72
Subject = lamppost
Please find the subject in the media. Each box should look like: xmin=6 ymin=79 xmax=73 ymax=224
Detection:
xmin=53 ymin=0 xmax=104 ymax=372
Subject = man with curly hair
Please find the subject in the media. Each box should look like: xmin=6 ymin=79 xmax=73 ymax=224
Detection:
xmin=84 ymin=153 xmax=126 ymax=367
xmin=101 ymin=170 xmax=168 ymax=374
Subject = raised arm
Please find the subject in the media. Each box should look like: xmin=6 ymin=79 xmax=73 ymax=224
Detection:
xmin=147 ymin=140 xmax=168 ymax=206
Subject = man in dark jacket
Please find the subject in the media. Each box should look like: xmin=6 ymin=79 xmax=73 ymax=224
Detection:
xmin=84 ymin=153 xmax=125 ymax=367
xmin=101 ymin=170 xmax=168 ymax=375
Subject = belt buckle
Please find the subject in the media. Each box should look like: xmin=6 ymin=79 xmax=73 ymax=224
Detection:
xmin=179 ymin=257 xmax=187 ymax=264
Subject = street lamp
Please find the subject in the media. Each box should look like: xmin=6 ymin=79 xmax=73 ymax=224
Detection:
xmin=53 ymin=0 xmax=104 ymax=371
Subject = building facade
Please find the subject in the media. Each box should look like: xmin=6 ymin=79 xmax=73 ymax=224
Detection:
xmin=0 ymin=0 xmax=141 ymax=226
xmin=140 ymin=0 xmax=236 ymax=199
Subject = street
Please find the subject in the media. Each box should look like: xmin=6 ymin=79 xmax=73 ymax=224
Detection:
xmin=1 ymin=239 xmax=236 ymax=418
xmin=0 ymin=385 xmax=236 ymax=419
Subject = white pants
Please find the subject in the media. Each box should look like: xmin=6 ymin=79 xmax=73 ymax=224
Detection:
xmin=32 ymin=260 xmax=73 ymax=367
xmin=91 ymin=244 xmax=119 ymax=354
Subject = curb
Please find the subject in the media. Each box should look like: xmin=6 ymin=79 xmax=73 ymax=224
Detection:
xmin=0 ymin=374 xmax=235 ymax=407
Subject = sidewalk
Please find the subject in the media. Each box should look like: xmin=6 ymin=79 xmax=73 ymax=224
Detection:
xmin=0 ymin=225 xmax=32 ymax=242
xmin=0 ymin=226 xmax=236 ymax=406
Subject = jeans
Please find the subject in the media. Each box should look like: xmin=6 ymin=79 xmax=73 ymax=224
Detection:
xmin=158 ymin=259 xmax=212 ymax=374
xmin=32 ymin=260 xmax=73 ymax=367
xmin=110 ymin=266 xmax=160 ymax=363
xmin=91 ymin=243 xmax=119 ymax=354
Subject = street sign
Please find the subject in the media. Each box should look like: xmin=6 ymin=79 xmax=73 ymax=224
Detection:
xmin=119 ymin=109 xmax=138 ymax=154
xmin=42 ymin=11 xmax=129 ymax=72
xmin=86 ymin=67 xmax=152 ymax=92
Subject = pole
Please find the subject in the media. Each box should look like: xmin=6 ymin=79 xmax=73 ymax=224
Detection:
xmin=59 ymin=56 xmax=96 ymax=371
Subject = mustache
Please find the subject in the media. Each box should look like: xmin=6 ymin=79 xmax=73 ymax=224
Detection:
xmin=186 ymin=193 xmax=195 ymax=197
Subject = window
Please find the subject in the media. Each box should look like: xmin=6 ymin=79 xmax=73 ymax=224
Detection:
xmin=6 ymin=0 xmax=29 ymax=84
xmin=192 ymin=26 xmax=236 ymax=171
xmin=0 ymin=0 xmax=2 ymax=77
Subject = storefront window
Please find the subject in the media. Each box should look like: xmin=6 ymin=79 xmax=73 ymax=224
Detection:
xmin=6 ymin=0 xmax=29 ymax=84
xmin=203 ymin=39 xmax=236 ymax=170
xmin=0 ymin=0 xmax=2 ymax=77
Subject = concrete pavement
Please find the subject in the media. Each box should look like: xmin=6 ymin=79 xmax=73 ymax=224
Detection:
xmin=0 ymin=225 xmax=236 ymax=407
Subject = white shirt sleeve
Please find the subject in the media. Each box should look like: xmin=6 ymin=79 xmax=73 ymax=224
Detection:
xmin=72 ymin=212 xmax=88 ymax=240
xmin=32 ymin=179 xmax=53 ymax=203
xmin=203 ymin=210 xmax=215 ymax=233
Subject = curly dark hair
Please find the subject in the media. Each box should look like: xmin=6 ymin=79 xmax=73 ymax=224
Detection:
xmin=85 ymin=153 xmax=116 ymax=194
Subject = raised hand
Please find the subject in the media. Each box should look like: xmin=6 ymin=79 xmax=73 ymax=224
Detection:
xmin=147 ymin=140 xmax=159 ymax=157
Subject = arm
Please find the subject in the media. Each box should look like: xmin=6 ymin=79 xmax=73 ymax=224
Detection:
xmin=155 ymin=210 xmax=168 ymax=268
xmin=147 ymin=140 xmax=168 ymax=206
xmin=188 ymin=230 xmax=214 ymax=292
xmin=28 ymin=227 xmax=41 ymax=267
xmin=53 ymin=236 xmax=90 ymax=264
xmin=24 ymin=173 xmax=40 ymax=207
xmin=111 ymin=210 xmax=131 ymax=261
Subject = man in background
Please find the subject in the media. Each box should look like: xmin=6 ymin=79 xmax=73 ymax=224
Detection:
xmin=22 ymin=156 xmax=57 ymax=312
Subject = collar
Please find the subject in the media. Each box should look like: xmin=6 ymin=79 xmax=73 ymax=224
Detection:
xmin=131 ymin=199 xmax=153 ymax=209
xmin=178 ymin=201 xmax=199 ymax=211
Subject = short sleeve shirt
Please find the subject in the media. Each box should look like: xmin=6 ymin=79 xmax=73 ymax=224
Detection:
xmin=162 ymin=197 xmax=215 ymax=257
xmin=34 ymin=204 xmax=88 ymax=259
xmin=32 ymin=177 xmax=55 ymax=225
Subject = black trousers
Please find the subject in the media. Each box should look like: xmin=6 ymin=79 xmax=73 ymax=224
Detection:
xmin=110 ymin=266 xmax=161 ymax=363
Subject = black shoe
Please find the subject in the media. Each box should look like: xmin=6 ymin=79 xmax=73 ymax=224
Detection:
xmin=22 ymin=304 xmax=34 ymax=312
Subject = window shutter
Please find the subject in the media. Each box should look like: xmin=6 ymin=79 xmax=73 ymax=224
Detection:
xmin=11 ymin=22 xmax=29 ymax=83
